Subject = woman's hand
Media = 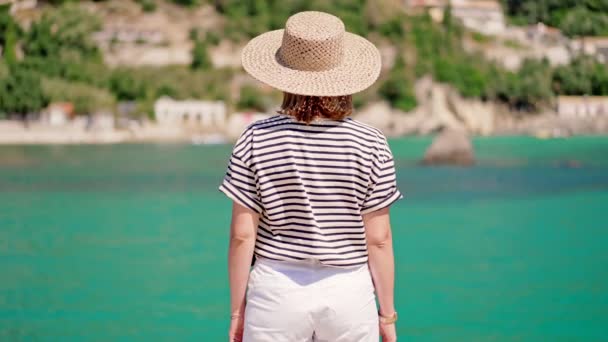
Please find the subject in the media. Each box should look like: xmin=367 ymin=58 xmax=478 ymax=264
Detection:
xmin=228 ymin=314 xmax=244 ymax=342
xmin=380 ymin=322 xmax=397 ymax=342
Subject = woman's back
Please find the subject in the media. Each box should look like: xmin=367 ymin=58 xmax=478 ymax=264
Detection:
xmin=224 ymin=11 xmax=400 ymax=341
xmin=220 ymin=113 xmax=402 ymax=267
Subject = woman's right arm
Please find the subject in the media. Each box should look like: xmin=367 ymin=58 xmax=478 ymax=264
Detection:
xmin=364 ymin=207 xmax=397 ymax=342
xmin=228 ymin=201 xmax=259 ymax=341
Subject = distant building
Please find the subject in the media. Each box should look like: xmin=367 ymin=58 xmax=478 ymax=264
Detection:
xmin=92 ymin=25 xmax=165 ymax=46
xmin=404 ymin=0 xmax=506 ymax=35
xmin=451 ymin=0 xmax=505 ymax=35
xmin=557 ymin=96 xmax=608 ymax=119
xmin=526 ymin=22 xmax=564 ymax=44
xmin=154 ymin=97 xmax=226 ymax=129
xmin=42 ymin=102 xmax=74 ymax=127
xmin=571 ymin=37 xmax=608 ymax=63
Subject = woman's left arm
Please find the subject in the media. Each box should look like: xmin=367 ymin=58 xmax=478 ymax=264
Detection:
xmin=228 ymin=201 xmax=259 ymax=341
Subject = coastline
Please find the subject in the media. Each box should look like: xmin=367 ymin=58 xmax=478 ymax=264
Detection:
xmin=0 ymin=120 xmax=224 ymax=145
xmin=1 ymin=120 xmax=607 ymax=145
xmin=2 ymin=105 xmax=608 ymax=145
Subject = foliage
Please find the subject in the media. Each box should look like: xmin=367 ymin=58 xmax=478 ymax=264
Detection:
xmin=109 ymin=69 xmax=150 ymax=101
xmin=215 ymin=0 xmax=370 ymax=40
xmin=123 ymin=66 xmax=232 ymax=101
xmin=23 ymin=3 xmax=102 ymax=60
xmin=552 ymin=56 xmax=608 ymax=96
xmin=471 ymin=32 xmax=492 ymax=44
xmin=493 ymin=59 xmax=554 ymax=111
xmin=237 ymin=85 xmax=266 ymax=112
xmin=501 ymin=0 xmax=608 ymax=36
xmin=136 ymin=0 xmax=157 ymax=12
xmin=0 ymin=65 xmax=49 ymax=117
xmin=434 ymin=55 xmax=489 ymax=99
xmin=191 ymin=39 xmax=212 ymax=70
xmin=41 ymin=77 xmax=115 ymax=114
xmin=3 ymin=0 xmax=608 ymax=119
xmin=377 ymin=16 xmax=404 ymax=40
xmin=205 ymin=31 xmax=221 ymax=46
xmin=379 ymin=56 xmax=417 ymax=112
xmin=171 ymin=0 xmax=200 ymax=6
xmin=0 ymin=5 xmax=20 ymax=64
xmin=20 ymin=56 xmax=111 ymax=88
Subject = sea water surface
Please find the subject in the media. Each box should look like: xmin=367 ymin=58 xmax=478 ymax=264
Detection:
xmin=1 ymin=136 xmax=607 ymax=341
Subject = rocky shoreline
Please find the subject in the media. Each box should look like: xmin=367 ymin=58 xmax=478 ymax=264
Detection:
xmin=2 ymin=77 xmax=607 ymax=145
xmin=0 ymin=120 xmax=206 ymax=145
xmin=353 ymin=77 xmax=608 ymax=139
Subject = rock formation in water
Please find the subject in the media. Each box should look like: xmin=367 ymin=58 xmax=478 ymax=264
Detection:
xmin=422 ymin=129 xmax=475 ymax=166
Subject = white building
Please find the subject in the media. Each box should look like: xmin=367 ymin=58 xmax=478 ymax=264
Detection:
xmin=42 ymin=103 xmax=74 ymax=127
xmin=154 ymin=97 xmax=226 ymax=129
xmin=92 ymin=26 xmax=165 ymax=46
xmin=405 ymin=0 xmax=506 ymax=35
xmin=557 ymin=96 xmax=608 ymax=119
xmin=571 ymin=37 xmax=608 ymax=64
xmin=451 ymin=0 xmax=505 ymax=35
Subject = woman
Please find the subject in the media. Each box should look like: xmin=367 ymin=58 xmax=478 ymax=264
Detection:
xmin=219 ymin=11 xmax=403 ymax=342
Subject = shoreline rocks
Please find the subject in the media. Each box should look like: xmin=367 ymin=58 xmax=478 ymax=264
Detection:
xmin=353 ymin=76 xmax=608 ymax=138
xmin=422 ymin=129 xmax=475 ymax=166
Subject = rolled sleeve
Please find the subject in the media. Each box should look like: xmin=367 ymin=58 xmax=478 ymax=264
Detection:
xmin=361 ymin=144 xmax=404 ymax=215
xmin=219 ymin=127 xmax=263 ymax=214
xmin=219 ymin=153 xmax=263 ymax=214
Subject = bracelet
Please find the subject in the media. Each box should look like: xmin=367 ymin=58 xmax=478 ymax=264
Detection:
xmin=230 ymin=313 xmax=241 ymax=319
xmin=378 ymin=311 xmax=398 ymax=325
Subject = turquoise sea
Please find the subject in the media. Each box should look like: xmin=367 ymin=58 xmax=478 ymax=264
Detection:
xmin=1 ymin=136 xmax=607 ymax=341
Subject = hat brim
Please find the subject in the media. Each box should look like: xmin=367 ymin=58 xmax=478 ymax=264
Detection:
xmin=241 ymin=30 xmax=381 ymax=97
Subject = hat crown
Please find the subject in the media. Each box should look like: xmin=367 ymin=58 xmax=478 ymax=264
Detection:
xmin=278 ymin=11 xmax=345 ymax=72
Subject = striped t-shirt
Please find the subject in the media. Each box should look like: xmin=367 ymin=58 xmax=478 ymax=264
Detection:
xmin=219 ymin=113 xmax=403 ymax=267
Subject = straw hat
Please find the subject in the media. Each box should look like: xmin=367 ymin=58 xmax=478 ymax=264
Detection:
xmin=241 ymin=11 xmax=382 ymax=97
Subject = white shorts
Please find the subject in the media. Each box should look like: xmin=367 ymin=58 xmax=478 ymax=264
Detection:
xmin=243 ymin=257 xmax=379 ymax=342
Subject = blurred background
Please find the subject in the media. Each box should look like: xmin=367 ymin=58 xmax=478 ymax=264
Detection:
xmin=1 ymin=0 xmax=607 ymax=341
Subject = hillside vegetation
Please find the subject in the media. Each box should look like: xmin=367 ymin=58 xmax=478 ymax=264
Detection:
xmin=1 ymin=0 xmax=607 ymax=120
xmin=501 ymin=0 xmax=608 ymax=37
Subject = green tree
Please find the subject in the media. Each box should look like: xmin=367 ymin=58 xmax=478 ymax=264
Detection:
xmin=0 ymin=66 xmax=49 ymax=119
xmin=443 ymin=2 xmax=454 ymax=39
xmin=502 ymin=0 xmax=608 ymax=37
xmin=377 ymin=16 xmax=403 ymax=40
xmin=23 ymin=3 xmax=102 ymax=60
xmin=110 ymin=70 xmax=149 ymax=101
xmin=0 ymin=5 xmax=20 ymax=64
xmin=191 ymin=39 xmax=212 ymax=70
xmin=379 ymin=56 xmax=417 ymax=112
xmin=171 ymin=0 xmax=200 ymax=6
xmin=237 ymin=85 xmax=266 ymax=112
xmin=552 ymin=56 xmax=608 ymax=96
xmin=494 ymin=58 xmax=553 ymax=110
xmin=41 ymin=78 xmax=115 ymax=114
xmin=552 ymin=57 xmax=594 ymax=95
xmin=137 ymin=0 xmax=157 ymax=12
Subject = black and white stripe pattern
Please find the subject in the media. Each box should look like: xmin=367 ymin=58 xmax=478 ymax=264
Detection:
xmin=219 ymin=114 xmax=403 ymax=267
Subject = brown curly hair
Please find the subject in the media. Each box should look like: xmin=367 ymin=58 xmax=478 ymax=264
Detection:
xmin=278 ymin=92 xmax=353 ymax=124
